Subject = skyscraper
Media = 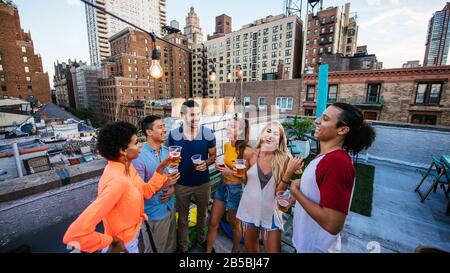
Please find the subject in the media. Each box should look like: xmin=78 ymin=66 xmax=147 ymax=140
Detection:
xmin=85 ymin=0 xmax=167 ymax=66
xmin=184 ymin=6 xmax=203 ymax=44
xmin=424 ymin=2 xmax=450 ymax=66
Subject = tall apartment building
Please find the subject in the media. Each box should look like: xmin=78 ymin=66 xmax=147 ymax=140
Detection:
xmin=54 ymin=59 xmax=85 ymax=108
xmin=85 ymin=0 xmax=167 ymax=66
xmin=98 ymin=28 xmax=190 ymax=122
xmin=192 ymin=14 xmax=303 ymax=98
xmin=71 ymin=65 xmax=102 ymax=114
xmin=304 ymin=3 xmax=359 ymax=72
xmin=184 ymin=6 xmax=203 ymax=44
xmin=424 ymin=2 xmax=450 ymax=66
xmin=207 ymin=14 xmax=232 ymax=40
xmin=0 ymin=1 xmax=51 ymax=103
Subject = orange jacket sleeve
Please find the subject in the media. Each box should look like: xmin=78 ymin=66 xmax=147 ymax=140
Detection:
xmin=141 ymin=171 xmax=168 ymax=199
xmin=63 ymin=177 xmax=127 ymax=253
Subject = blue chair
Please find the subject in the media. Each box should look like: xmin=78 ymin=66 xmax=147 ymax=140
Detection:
xmin=415 ymin=156 xmax=450 ymax=203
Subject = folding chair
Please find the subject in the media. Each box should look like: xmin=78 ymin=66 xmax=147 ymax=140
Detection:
xmin=415 ymin=156 xmax=450 ymax=203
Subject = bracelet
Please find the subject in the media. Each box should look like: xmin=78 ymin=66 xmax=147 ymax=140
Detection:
xmin=281 ymin=178 xmax=290 ymax=185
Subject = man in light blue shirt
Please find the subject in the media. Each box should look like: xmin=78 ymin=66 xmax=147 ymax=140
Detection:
xmin=132 ymin=115 xmax=179 ymax=253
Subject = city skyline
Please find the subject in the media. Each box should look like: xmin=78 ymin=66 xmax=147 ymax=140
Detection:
xmin=12 ymin=0 xmax=449 ymax=88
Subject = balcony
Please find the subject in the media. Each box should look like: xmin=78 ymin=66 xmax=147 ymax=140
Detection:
xmin=330 ymin=95 xmax=384 ymax=109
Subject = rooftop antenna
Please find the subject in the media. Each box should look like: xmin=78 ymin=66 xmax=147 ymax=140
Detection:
xmin=307 ymin=0 xmax=323 ymax=15
xmin=284 ymin=0 xmax=303 ymax=17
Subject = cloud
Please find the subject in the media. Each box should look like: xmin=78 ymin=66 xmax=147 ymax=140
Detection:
xmin=66 ymin=0 xmax=81 ymax=6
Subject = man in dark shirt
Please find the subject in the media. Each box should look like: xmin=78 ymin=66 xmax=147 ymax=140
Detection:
xmin=168 ymin=100 xmax=216 ymax=253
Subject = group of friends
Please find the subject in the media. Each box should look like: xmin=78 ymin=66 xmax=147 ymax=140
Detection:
xmin=63 ymin=100 xmax=375 ymax=253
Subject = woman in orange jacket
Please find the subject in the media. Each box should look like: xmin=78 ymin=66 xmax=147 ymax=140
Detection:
xmin=63 ymin=122 xmax=179 ymax=253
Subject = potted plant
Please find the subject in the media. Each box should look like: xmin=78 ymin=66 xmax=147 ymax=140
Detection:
xmin=282 ymin=116 xmax=315 ymax=158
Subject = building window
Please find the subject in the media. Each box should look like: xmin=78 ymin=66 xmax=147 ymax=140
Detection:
xmin=0 ymin=65 xmax=3 ymax=71
xmin=23 ymin=57 xmax=28 ymax=63
xmin=285 ymin=49 xmax=292 ymax=56
xmin=322 ymin=17 xmax=326 ymax=24
xmin=273 ymin=26 xmax=279 ymax=33
xmin=315 ymin=19 xmax=319 ymax=25
xmin=415 ymin=83 xmax=442 ymax=105
xmin=308 ymin=21 xmax=311 ymax=28
xmin=328 ymin=85 xmax=338 ymax=102
xmin=263 ymin=45 xmax=268 ymax=51
xmin=263 ymin=28 xmax=269 ymax=35
xmin=328 ymin=36 xmax=333 ymax=43
xmin=330 ymin=16 xmax=335 ymax=23
xmin=26 ymin=76 xmax=31 ymax=82
xmin=314 ymin=39 xmax=317 ymax=45
xmin=285 ymin=58 xmax=291 ymax=65
xmin=272 ymin=35 xmax=278 ymax=41
xmin=276 ymin=97 xmax=293 ymax=110
xmin=321 ymin=27 xmax=325 ymax=34
xmin=306 ymin=85 xmax=315 ymax=101
xmin=366 ymin=83 xmax=381 ymax=103
xmin=306 ymin=39 xmax=310 ymax=45
xmin=330 ymin=26 xmax=334 ymax=33
xmin=319 ymin=47 xmax=324 ymax=54
xmin=363 ymin=112 xmax=378 ymax=121
xmin=287 ymin=31 xmax=293 ymax=39
xmin=24 ymin=66 xmax=29 ymax=73
xmin=314 ymin=29 xmax=318 ymax=35
xmin=304 ymin=108 xmax=314 ymax=116
xmin=244 ymin=97 xmax=251 ymax=106
xmin=272 ymin=43 xmax=278 ymax=50
xmin=286 ymin=40 xmax=292 ymax=47
xmin=287 ymin=22 xmax=293 ymax=30
xmin=328 ymin=46 xmax=332 ymax=53
xmin=271 ymin=51 xmax=277 ymax=58
xmin=411 ymin=114 xmax=437 ymax=125
xmin=313 ymin=48 xmax=317 ymax=55
xmin=21 ymin=46 xmax=26 ymax=53
xmin=271 ymin=60 xmax=277 ymax=66
xmin=258 ymin=97 xmax=267 ymax=108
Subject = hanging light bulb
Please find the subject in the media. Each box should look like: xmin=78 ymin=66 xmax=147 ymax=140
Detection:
xmin=236 ymin=65 xmax=243 ymax=80
xmin=150 ymin=47 xmax=163 ymax=79
xmin=209 ymin=69 xmax=217 ymax=82
xmin=227 ymin=70 xmax=232 ymax=81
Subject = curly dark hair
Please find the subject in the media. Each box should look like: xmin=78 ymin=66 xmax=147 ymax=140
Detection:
xmin=97 ymin=122 xmax=137 ymax=161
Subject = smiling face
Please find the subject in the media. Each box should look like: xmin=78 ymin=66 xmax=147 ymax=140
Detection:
xmin=182 ymin=106 xmax=201 ymax=129
xmin=314 ymin=105 xmax=349 ymax=142
xmin=226 ymin=119 xmax=243 ymax=141
xmin=260 ymin=123 xmax=281 ymax=151
xmin=147 ymin=118 xmax=167 ymax=143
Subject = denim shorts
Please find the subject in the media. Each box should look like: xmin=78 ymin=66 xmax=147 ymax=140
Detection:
xmin=214 ymin=180 xmax=243 ymax=210
xmin=241 ymin=216 xmax=279 ymax=232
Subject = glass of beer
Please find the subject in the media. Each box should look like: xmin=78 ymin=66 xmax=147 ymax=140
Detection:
xmin=234 ymin=159 xmax=247 ymax=178
xmin=168 ymin=165 xmax=179 ymax=174
xmin=169 ymin=146 xmax=182 ymax=165
xmin=276 ymin=190 xmax=293 ymax=213
xmin=191 ymin=154 xmax=202 ymax=169
xmin=216 ymin=157 xmax=225 ymax=168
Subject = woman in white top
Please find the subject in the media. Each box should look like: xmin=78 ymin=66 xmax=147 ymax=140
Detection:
xmin=236 ymin=121 xmax=303 ymax=253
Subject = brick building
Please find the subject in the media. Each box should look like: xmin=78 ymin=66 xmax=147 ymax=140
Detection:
xmin=54 ymin=59 xmax=85 ymax=108
xmin=304 ymin=3 xmax=359 ymax=72
xmin=98 ymin=28 xmax=190 ymax=122
xmin=0 ymin=1 xmax=51 ymax=103
xmin=222 ymin=66 xmax=450 ymax=127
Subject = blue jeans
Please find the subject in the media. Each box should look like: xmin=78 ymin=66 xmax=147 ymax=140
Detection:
xmin=214 ymin=180 xmax=243 ymax=210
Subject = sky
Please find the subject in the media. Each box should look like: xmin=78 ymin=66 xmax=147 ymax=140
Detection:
xmin=12 ymin=0 xmax=448 ymax=88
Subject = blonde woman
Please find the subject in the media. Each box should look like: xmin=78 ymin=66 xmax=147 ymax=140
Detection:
xmin=236 ymin=121 xmax=303 ymax=253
